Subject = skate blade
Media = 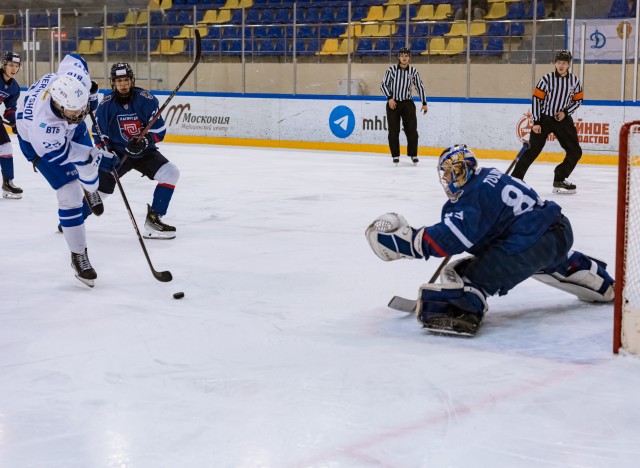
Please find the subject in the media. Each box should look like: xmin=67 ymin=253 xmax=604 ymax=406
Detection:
xmin=143 ymin=230 xmax=176 ymax=240
xmin=2 ymin=191 xmax=22 ymax=199
xmin=423 ymin=326 xmax=475 ymax=337
xmin=551 ymin=188 xmax=576 ymax=195
xmin=75 ymin=275 xmax=95 ymax=288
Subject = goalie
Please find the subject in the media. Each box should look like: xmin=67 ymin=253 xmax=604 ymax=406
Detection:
xmin=365 ymin=144 xmax=614 ymax=336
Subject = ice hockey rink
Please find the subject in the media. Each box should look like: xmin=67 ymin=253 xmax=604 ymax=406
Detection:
xmin=1 ymin=139 xmax=639 ymax=468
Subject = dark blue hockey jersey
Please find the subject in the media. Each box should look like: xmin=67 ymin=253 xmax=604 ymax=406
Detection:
xmin=1 ymin=75 xmax=20 ymax=124
xmin=422 ymin=167 xmax=563 ymax=258
xmin=93 ymin=87 xmax=166 ymax=158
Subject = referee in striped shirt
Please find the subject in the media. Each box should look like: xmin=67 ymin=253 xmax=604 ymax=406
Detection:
xmin=511 ymin=50 xmax=583 ymax=194
xmin=380 ymin=46 xmax=428 ymax=165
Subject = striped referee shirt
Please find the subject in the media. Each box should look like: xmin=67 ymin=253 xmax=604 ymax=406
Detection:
xmin=532 ymin=71 xmax=583 ymax=124
xmin=380 ymin=64 xmax=427 ymax=105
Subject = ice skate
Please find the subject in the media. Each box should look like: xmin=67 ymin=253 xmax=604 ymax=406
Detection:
xmin=71 ymin=248 xmax=97 ymax=288
xmin=84 ymin=189 xmax=104 ymax=216
xmin=392 ymin=156 xmax=399 ymax=166
xmin=411 ymin=156 xmax=419 ymax=166
xmin=552 ymin=179 xmax=577 ymax=194
xmin=2 ymin=177 xmax=23 ymax=199
xmin=143 ymin=204 xmax=176 ymax=239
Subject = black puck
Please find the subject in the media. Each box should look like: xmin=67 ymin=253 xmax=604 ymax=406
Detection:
xmin=173 ymin=292 xmax=185 ymax=299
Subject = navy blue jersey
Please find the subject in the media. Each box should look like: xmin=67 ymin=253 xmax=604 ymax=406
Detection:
xmin=1 ymin=75 xmax=20 ymax=124
xmin=93 ymin=87 xmax=166 ymax=157
xmin=422 ymin=167 xmax=563 ymax=258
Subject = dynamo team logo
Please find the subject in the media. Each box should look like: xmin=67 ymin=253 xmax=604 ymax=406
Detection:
xmin=329 ymin=105 xmax=355 ymax=139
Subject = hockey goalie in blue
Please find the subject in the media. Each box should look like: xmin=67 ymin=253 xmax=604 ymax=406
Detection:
xmin=366 ymin=144 xmax=614 ymax=336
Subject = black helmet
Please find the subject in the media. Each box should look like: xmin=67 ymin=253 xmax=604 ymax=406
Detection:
xmin=554 ymin=49 xmax=572 ymax=62
xmin=398 ymin=46 xmax=411 ymax=56
xmin=1 ymin=51 xmax=21 ymax=68
xmin=110 ymin=62 xmax=135 ymax=102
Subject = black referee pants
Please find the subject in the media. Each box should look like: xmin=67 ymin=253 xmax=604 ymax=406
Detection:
xmin=511 ymin=114 xmax=582 ymax=182
xmin=386 ymin=99 xmax=418 ymax=158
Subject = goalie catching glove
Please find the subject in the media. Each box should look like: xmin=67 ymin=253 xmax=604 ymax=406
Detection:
xmin=365 ymin=213 xmax=425 ymax=261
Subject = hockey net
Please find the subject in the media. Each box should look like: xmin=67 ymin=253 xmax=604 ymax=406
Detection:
xmin=614 ymin=121 xmax=640 ymax=353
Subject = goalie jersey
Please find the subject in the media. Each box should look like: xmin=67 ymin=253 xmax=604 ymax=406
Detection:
xmin=421 ymin=167 xmax=564 ymax=259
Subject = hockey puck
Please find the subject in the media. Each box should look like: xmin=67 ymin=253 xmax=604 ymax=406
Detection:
xmin=173 ymin=292 xmax=185 ymax=300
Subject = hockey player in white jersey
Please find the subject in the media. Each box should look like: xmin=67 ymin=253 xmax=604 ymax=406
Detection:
xmin=15 ymin=54 xmax=119 ymax=287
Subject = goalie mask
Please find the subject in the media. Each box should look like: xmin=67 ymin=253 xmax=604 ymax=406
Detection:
xmin=438 ymin=144 xmax=478 ymax=202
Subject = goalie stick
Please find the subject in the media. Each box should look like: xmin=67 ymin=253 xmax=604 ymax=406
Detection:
xmin=388 ymin=142 xmax=530 ymax=315
xmin=89 ymin=110 xmax=173 ymax=283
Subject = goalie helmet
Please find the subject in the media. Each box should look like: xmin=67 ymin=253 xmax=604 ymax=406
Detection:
xmin=554 ymin=49 xmax=572 ymax=63
xmin=49 ymin=74 xmax=89 ymax=125
xmin=438 ymin=144 xmax=478 ymax=202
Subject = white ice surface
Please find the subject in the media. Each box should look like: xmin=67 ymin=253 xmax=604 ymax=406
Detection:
xmin=1 ymin=141 xmax=640 ymax=468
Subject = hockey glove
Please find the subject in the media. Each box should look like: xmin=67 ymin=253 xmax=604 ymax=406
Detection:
xmin=9 ymin=120 xmax=17 ymax=135
xmin=365 ymin=213 xmax=425 ymax=261
xmin=89 ymin=80 xmax=100 ymax=112
xmin=126 ymin=135 xmax=151 ymax=156
xmin=89 ymin=146 xmax=121 ymax=173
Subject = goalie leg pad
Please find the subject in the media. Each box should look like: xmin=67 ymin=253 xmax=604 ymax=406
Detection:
xmin=417 ymin=267 xmax=488 ymax=336
xmin=535 ymin=250 xmax=614 ymax=302
xmin=365 ymin=213 xmax=424 ymax=261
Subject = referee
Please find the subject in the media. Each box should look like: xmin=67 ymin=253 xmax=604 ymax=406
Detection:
xmin=511 ymin=50 xmax=583 ymax=194
xmin=380 ymin=46 xmax=428 ymax=165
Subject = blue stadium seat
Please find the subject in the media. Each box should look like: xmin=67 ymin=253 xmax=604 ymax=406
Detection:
xmin=470 ymin=37 xmax=484 ymax=55
xmin=524 ymin=1 xmax=546 ymax=18
xmin=506 ymin=2 xmax=526 ymax=19
xmin=304 ymin=7 xmax=319 ymax=23
xmin=319 ymin=7 xmax=335 ymax=22
xmin=485 ymin=37 xmax=504 ymax=55
xmin=297 ymin=25 xmax=316 ymax=38
xmin=410 ymin=37 xmax=427 ymax=54
xmin=335 ymin=7 xmax=349 ymax=22
xmin=261 ymin=8 xmax=275 ymax=23
xmin=274 ymin=8 xmax=291 ymax=23
xmin=293 ymin=38 xmax=307 ymax=54
xmin=257 ymin=38 xmax=274 ymax=54
xmin=273 ymin=38 xmax=286 ymax=53
xmin=202 ymin=38 xmax=220 ymax=53
xmin=356 ymin=37 xmax=374 ymax=54
xmin=306 ymin=38 xmax=320 ymax=54
xmin=245 ymin=8 xmax=261 ymax=23
xmin=221 ymin=26 xmax=241 ymax=38
xmin=431 ymin=23 xmax=449 ymax=37
xmin=510 ymin=22 xmax=525 ymax=36
xmin=253 ymin=26 xmax=269 ymax=38
xmin=373 ymin=37 xmax=390 ymax=55
xmin=412 ymin=23 xmax=429 ymax=37
xmin=351 ymin=7 xmax=368 ymax=21
xmin=487 ymin=22 xmax=508 ymax=37
xmin=609 ymin=0 xmax=632 ymax=17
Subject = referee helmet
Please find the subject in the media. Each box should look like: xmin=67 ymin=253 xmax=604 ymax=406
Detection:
xmin=554 ymin=50 xmax=572 ymax=63
xmin=398 ymin=47 xmax=411 ymax=57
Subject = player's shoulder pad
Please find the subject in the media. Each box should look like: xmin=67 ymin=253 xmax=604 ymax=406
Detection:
xmin=137 ymin=88 xmax=155 ymax=100
xmin=102 ymin=94 xmax=113 ymax=103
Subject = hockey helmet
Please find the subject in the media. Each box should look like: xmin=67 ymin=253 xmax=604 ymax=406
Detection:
xmin=438 ymin=144 xmax=478 ymax=202
xmin=110 ymin=62 xmax=135 ymax=101
xmin=554 ymin=49 xmax=572 ymax=63
xmin=398 ymin=46 xmax=411 ymax=57
xmin=49 ymin=74 xmax=89 ymax=125
xmin=1 ymin=51 xmax=20 ymax=69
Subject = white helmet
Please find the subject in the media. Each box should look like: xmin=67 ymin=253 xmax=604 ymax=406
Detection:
xmin=49 ymin=74 xmax=89 ymax=124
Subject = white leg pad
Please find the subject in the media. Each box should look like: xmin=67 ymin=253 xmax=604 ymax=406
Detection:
xmin=532 ymin=260 xmax=614 ymax=303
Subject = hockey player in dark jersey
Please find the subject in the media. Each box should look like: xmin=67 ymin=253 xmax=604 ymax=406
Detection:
xmin=366 ymin=144 xmax=614 ymax=336
xmin=93 ymin=62 xmax=179 ymax=239
xmin=0 ymin=51 xmax=23 ymax=199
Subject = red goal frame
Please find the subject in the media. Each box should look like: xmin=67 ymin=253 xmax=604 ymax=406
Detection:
xmin=614 ymin=120 xmax=640 ymax=353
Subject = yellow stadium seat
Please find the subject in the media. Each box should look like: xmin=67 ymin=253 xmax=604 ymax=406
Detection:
xmin=470 ymin=21 xmax=486 ymax=36
xmin=423 ymin=37 xmax=446 ymax=55
xmin=174 ymin=26 xmax=208 ymax=38
xmin=433 ymin=4 xmax=452 ymax=20
xmin=239 ymin=0 xmax=253 ymax=7
xmin=442 ymin=37 xmax=465 ymax=55
xmin=119 ymin=11 xmax=137 ymax=26
xmin=213 ymin=9 xmax=231 ymax=23
xmin=89 ymin=40 xmax=103 ymax=55
xmin=445 ymin=21 xmax=467 ymax=37
xmin=382 ymin=5 xmax=401 ymax=21
xmin=152 ymin=39 xmax=172 ymax=55
xmin=76 ymin=39 xmax=92 ymax=55
xmin=334 ymin=38 xmax=355 ymax=55
xmin=377 ymin=24 xmax=396 ymax=37
xmin=360 ymin=24 xmax=379 ymax=37
xmin=385 ymin=0 xmax=419 ymax=4
xmin=169 ymin=39 xmax=185 ymax=55
xmin=485 ymin=2 xmax=507 ymax=19
xmin=318 ymin=38 xmax=339 ymax=55
xmin=340 ymin=23 xmax=362 ymax=38
xmin=148 ymin=0 xmax=172 ymax=8
xmin=363 ymin=6 xmax=384 ymax=21
xmin=412 ymin=5 xmax=434 ymax=20
xmin=136 ymin=11 xmax=149 ymax=25
xmin=199 ymin=10 xmax=217 ymax=24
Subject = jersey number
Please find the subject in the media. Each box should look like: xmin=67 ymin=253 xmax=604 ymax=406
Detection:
xmin=501 ymin=185 xmax=536 ymax=216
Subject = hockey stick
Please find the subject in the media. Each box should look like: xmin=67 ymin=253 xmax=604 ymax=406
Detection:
xmin=132 ymin=29 xmax=201 ymax=145
xmin=88 ymin=110 xmax=173 ymax=283
xmin=388 ymin=142 xmax=530 ymax=313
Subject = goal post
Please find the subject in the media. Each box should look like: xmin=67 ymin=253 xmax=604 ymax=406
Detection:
xmin=614 ymin=120 xmax=640 ymax=354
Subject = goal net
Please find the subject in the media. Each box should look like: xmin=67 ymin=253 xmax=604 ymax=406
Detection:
xmin=615 ymin=121 xmax=640 ymax=354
